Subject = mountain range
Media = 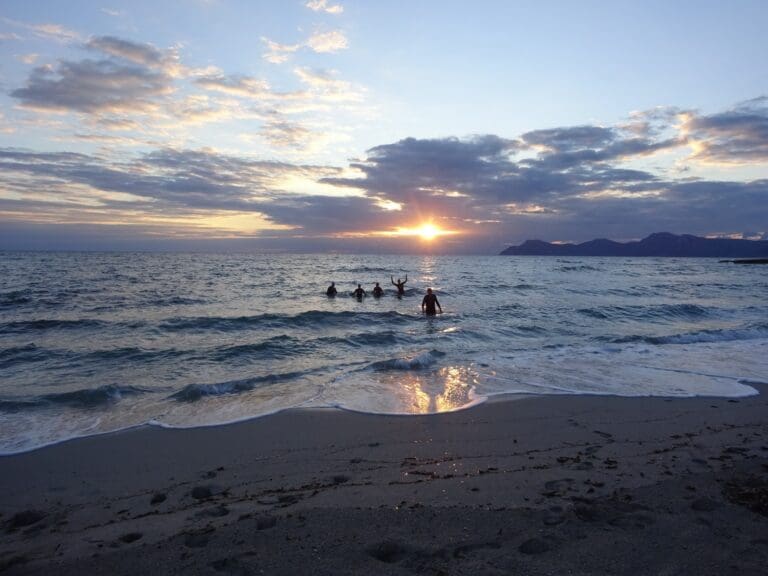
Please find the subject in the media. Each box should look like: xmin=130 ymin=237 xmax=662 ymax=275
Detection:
xmin=500 ymin=232 xmax=768 ymax=257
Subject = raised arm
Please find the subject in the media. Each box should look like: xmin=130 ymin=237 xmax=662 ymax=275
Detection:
xmin=391 ymin=276 xmax=396 ymax=286
xmin=403 ymin=274 xmax=408 ymax=284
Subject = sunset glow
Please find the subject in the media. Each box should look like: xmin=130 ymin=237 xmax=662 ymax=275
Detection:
xmin=0 ymin=2 xmax=766 ymax=252
xmin=386 ymin=222 xmax=455 ymax=241
xmin=416 ymin=223 xmax=439 ymax=241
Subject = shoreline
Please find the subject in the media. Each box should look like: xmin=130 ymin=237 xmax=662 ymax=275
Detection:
xmin=2 ymin=384 xmax=761 ymax=457
xmin=2 ymin=390 xmax=768 ymax=574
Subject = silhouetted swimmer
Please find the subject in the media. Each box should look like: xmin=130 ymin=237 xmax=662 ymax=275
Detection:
xmin=391 ymin=274 xmax=408 ymax=296
xmin=352 ymin=284 xmax=367 ymax=300
xmin=372 ymin=282 xmax=384 ymax=298
xmin=421 ymin=287 xmax=442 ymax=316
xmin=326 ymin=282 xmax=337 ymax=297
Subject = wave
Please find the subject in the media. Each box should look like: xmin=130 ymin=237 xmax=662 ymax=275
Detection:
xmin=0 ymin=343 xmax=50 ymax=369
xmin=368 ymin=349 xmax=445 ymax=371
xmin=345 ymin=266 xmax=393 ymax=274
xmin=578 ymin=303 xmax=712 ymax=321
xmin=80 ymin=346 xmax=186 ymax=363
xmin=0 ymin=384 xmax=149 ymax=412
xmin=0 ymin=290 xmax=32 ymax=308
xmin=318 ymin=331 xmax=402 ymax=348
xmin=149 ymin=295 xmax=207 ymax=307
xmin=556 ymin=265 xmax=601 ymax=272
xmin=170 ymin=371 xmax=307 ymax=402
xmin=159 ymin=310 xmax=414 ymax=332
xmin=0 ymin=318 xmax=106 ymax=334
xmin=602 ymin=323 xmax=768 ymax=346
xmin=208 ymin=336 xmax=304 ymax=361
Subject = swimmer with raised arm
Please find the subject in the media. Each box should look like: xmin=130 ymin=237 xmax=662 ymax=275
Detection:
xmin=391 ymin=274 xmax=408 ymax=296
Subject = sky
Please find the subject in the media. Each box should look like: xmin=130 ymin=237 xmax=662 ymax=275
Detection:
xmin=0 ymin=0 xmax=767 ymax=253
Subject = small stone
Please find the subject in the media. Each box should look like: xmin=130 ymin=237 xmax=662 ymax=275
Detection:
xmin=119 ymin=532 xmax=143 ymax=544
xmin=519 ymin=538 xmax=551 ymax=554
xmin=150 ymin=493 xmax=167 ymax=505
xmin=191 ymin=486 xmax=213 ymax=500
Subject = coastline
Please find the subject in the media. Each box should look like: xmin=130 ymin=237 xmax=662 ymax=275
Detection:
xmin=2 ymin=390 xmax=767 ymax=575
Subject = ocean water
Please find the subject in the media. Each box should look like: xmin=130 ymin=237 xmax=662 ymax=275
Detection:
xmin=1 ymin=252 xmax=767 ymax=453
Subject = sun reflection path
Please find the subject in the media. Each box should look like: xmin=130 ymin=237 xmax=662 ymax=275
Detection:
xmin=386 ymin=365 xmax=481 ymax=414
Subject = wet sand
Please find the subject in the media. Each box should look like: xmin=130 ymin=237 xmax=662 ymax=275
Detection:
xmin=2 ymin=389 xmax=768 ymax=575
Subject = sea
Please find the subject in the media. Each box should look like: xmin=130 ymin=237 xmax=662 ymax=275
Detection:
xmin=1 ymin=252 xmax=767 ymax=454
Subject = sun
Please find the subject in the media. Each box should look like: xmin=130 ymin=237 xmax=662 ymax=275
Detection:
xmin=383 ymin=221 xmax=456 ymax=241
xmin=416 ymin=223 xmax=440 ymax=241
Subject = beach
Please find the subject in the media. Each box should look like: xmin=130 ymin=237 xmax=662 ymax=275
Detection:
xmin=2 ymin=390 xmax=767 ymax=575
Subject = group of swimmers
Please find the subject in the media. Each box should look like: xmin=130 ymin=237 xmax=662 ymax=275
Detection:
xmin=326 ymin=275 xmax=442 ymax=315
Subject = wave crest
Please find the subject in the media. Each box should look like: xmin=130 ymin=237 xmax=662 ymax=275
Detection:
xmin=0 ymin=384 xmax=148 ymax=412
xmin=369 ymin=350 xmax=445 ymax=371
xmin=160 ymin=310 xmax=414 ymax=332
xmin=170 ymin=371 xmax=307 ymax=402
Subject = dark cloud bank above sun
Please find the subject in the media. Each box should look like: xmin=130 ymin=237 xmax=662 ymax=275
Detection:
xmin=3 ymin=40 xmax=768 ymax=254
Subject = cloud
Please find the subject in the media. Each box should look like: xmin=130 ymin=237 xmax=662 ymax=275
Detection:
xmin=15 ymin=53 xmax=38 ymax=64
xmin=101 ymin=8 xmax=127 ymax=17
xmin=9 ymin=36 xmax=187 ymax=114
xmin=11 ymin=59 xmax=172 ymax=113
xmin=261 ymin=38 xmax=302 ymax=64
xmin=259 ymin=195 xmax=399 ymax=235
xmin=683 ymin=97 xmax=768 ymax=164
xmin=2 ymin=18 xmax=81 ymax=42
xmin=305 ymin=0 xmax=344 ymax=14
xmin=306 ymin=30 xmax=348 ymax=53
xmin=293 ymin=67 xmax=363 ymax=102
xmin=86 ymin=36 xmax=166 ymax=68
xmin=0 ymin=146 xmax=339 ymax=216
xmin=194 ymin=74 xmax=271 ymax=98
xmin=261 ymin=117 xmax=315 ymax=148
xmin=262 ymin=29 xmax=348 ymax=63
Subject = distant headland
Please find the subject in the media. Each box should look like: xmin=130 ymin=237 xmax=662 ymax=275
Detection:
xmin=500 ymin=232 xmax=768 ymax=258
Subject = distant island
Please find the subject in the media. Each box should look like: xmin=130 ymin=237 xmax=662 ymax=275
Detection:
xmin=500 ymin=232 xmax=768 ymax=258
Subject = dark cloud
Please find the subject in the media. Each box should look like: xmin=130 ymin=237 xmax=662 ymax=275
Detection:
xmin=11 ymin=59 xmax=170 ymax=113
xmin=522 ymin=125 xmax=616 ymax=150
xmin=685 ymin=97 xmax=768 ymax=163
xmin=260 ymin=195 xmax=402 ymax=234
xmin=10 ymin=35 xmax=176 ymax=114
xmin=0 ymin=147 xmax=312 ymax=213
xmin=86 ymin=36 xmax=167 ymax=67
xmin=324 ymin=130 xmax=664 ymax=212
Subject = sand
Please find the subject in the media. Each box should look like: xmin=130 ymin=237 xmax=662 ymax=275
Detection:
xmin=1 ymin=389 xmax=768 ymax=575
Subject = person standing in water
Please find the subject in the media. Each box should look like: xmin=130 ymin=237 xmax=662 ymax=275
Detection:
xmin=421 ymin=287 xmax=442 ymax=316
xmin=352 ymin=284 xmax=366 ymax=300
xmin=391 ymin=274 xmax=408 ymax=296
xmin=326 ymin=282 xmax=337 ymax=297
xmin=372 ymin=282 xmax=384 ymax=298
